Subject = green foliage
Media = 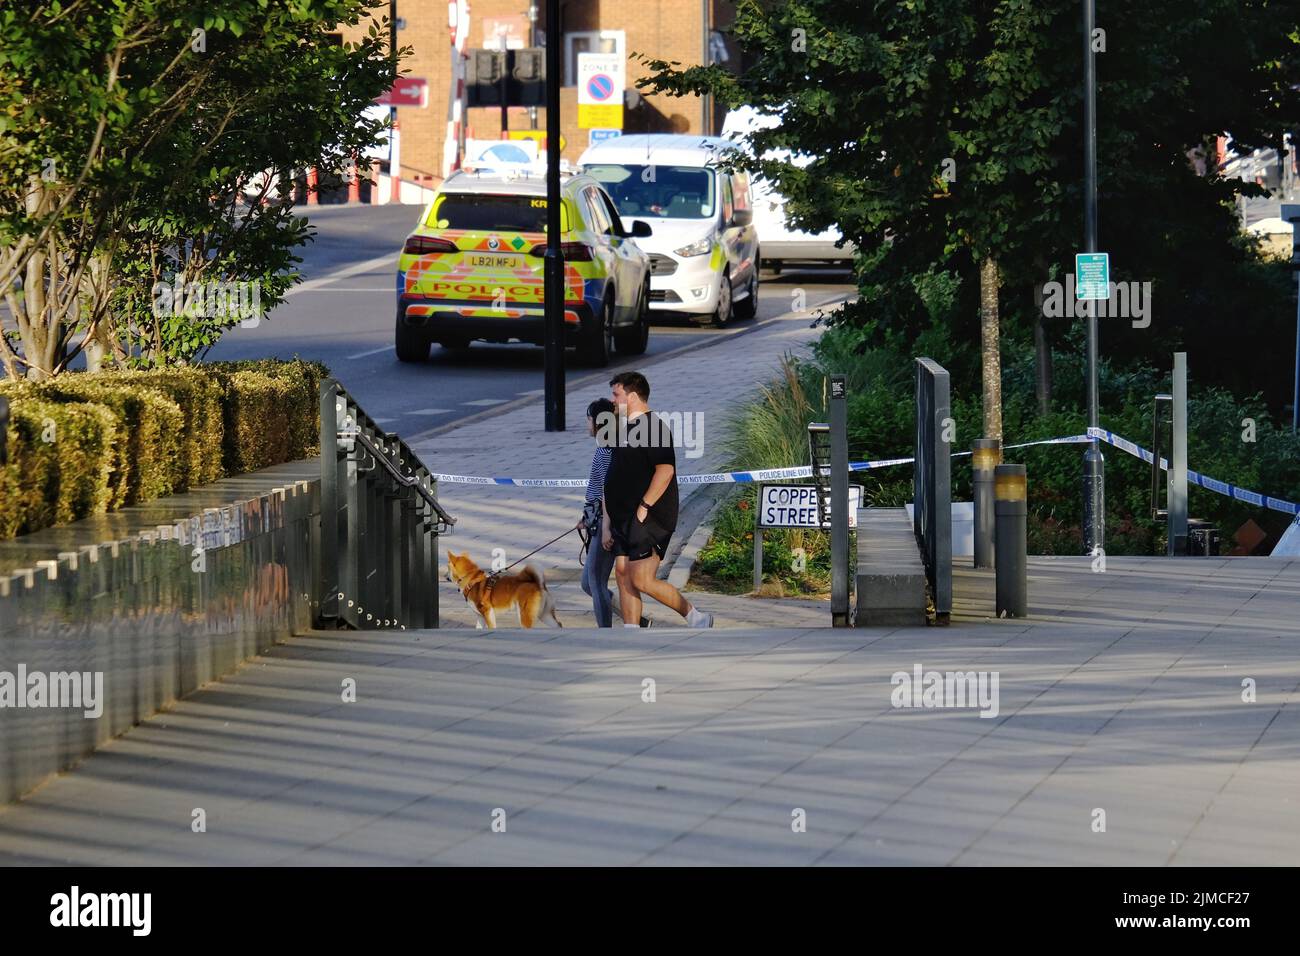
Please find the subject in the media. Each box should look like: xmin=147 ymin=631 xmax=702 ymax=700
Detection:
xmin=700 ymin=328 xmax=1300 ymax=578
xmin=6 ymin=378 xmax=186 ymax=506
xmin=0 ymin=359 xmax=325 ymax=540
xmin=0 ymin=0 xmax=399 ymax=374
xmin=208 ymin=357 xmax=328 ymax=463
xmin=0 ymin=398 xmax=117 ymax=538
xmin=104 ymin=368 xmax=228 ymax=487
xmin=692 ymin=486 xmax=848 ymax=596
xmin=640 ymin=0 xmax=1300 ymax=411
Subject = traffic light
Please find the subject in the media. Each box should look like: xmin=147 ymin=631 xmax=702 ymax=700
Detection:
xmin=466 ymin=49 xmax=504 ymax=106
xmin=511 ymin=49 xmax=545 ymax=107
xmin=466 ymin=48 xmax=546 ymax=108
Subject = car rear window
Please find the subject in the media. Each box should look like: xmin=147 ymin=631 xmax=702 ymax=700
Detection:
xmin=427 ymin=193 xmax=567 ymax=232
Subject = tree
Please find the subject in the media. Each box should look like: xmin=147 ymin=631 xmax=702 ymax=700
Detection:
xmin=639 ymin=0 xmax=1300 ymax=418
xmin=0 ymin=0 xmax=397 ymax=378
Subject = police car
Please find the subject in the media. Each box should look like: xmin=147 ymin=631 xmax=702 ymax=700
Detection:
xmin=396 ymin=170 xmax=652 ymax=365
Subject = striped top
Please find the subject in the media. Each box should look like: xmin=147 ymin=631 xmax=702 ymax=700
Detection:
xmin=585 ymin=446 xmax=612 ymax=503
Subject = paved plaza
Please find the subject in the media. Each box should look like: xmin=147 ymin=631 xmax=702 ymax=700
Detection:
xmin=2 ymin=555 xmax=1295 ymax=865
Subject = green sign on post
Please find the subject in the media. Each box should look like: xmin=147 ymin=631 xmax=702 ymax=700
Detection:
xmin=1075 ymin=252 xmax=1110 ymax=300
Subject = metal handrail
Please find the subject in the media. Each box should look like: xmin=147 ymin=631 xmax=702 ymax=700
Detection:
xmin=319 ymin=378 xmax=454 ymax=630
xmin=349 ymin=428 xmax=455 ymax=531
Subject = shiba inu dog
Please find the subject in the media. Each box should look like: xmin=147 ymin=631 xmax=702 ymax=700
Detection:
xmin=444 ymin=550 xmax=562 ymax=629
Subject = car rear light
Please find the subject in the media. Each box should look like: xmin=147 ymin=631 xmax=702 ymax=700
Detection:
xmin=527 ymin=242 xmax=593 ymax=261
xmin=403 ymin=235 xmax=458 ymax=255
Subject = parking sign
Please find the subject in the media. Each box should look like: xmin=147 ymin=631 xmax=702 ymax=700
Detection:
xmin=577 ymin=53 xmax=624 ymax=130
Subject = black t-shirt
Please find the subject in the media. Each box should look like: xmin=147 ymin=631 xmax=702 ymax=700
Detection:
xmin=604 ymin=412 xmax=678 ymax=530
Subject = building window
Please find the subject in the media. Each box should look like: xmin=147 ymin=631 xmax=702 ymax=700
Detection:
xmin=564 ymin=30 xmax=624 ymax=86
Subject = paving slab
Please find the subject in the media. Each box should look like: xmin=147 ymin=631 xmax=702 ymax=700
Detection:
xmin=3 ymin=550 xmax=1297 ymax=866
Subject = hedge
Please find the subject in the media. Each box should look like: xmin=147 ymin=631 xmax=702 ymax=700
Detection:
xmin=0 ymin=359 xmax=327 ymax=541
xmin=0 ymin=397 xmax=117 ymax=538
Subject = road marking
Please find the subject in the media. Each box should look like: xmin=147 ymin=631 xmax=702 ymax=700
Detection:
xmin=286 ymin=252 xmax=396 ymax=298
xmin=345 ymin=345 xmax=392 ymax=360
xmin=409 ymin=408 xmax=452 ymax=415
xmin=517 ymin=389 xmax=545 ymax=397
xmin=462 ymin=398 xmax=509 ymax=406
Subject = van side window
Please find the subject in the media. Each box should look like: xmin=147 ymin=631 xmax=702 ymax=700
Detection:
xmin=721 ymin=175 xmax=734 ymax=223
xmin=732 ymin=172 xmax=751 ymax=212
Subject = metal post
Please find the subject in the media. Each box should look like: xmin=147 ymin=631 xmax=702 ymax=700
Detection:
xmin=830 ymin=376 xmax=849 ymax=627
xmin=1082 ymin=0 xmax=1105 ymax=555
xmin=1168 ymin=352 xmax=1189 ymax=555
xmin=431 ymin=502 xmax=447 ymax=629
xmin=319 ymin=381 xmax=340 ymax=622
xmin=994 ymin=464 xmax=1028 ymax=618
xmin=972 ymin=438 xmax=1000 ymax=569
xmin=389 ymin=0 xmax=399 ymax=203
xmin=528 ymin=1 xmax=539 ymax=130
xmin=1279 ymin=204 xmax=1300 ymax=433
xmin=499 ymin=34 xmax=509 ymax=137
xmin=542 ymin=0 xmax=565 ymax=431
xmin=753 ymin=486 xmax=764 ymax=593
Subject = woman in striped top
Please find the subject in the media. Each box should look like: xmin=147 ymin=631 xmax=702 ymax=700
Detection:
xmin=579 ymin=398 xmax=617 ymax=627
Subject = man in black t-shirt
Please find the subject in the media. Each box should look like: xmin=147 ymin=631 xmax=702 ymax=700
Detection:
xmin=601 ymin=371 xmax=714 ymax=629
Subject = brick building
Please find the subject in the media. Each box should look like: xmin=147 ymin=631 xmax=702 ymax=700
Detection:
xmin=340 ymin=0 xmax=737 ymax=191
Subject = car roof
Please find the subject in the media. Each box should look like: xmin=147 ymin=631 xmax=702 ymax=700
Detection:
xmin=577 ymin=133 xmax=741 ymax=169
xmin=437 ymin=170 xmax=599 ymax=198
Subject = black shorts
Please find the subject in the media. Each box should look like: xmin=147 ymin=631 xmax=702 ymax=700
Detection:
xmin=611 ymin=513 xmax=674 ymax=561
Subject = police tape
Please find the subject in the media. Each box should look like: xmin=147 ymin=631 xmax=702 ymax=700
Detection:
xmin=1086 ymin=426 xmax=1300 ymax=516
xmin=428 ymin=435 xmax=1091 ymax=487
xmin=428 ymin=429 xmax=1298 ymax=517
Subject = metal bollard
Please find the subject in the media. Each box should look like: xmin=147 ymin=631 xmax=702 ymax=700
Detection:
xmin=994 ymin=463 xmax=1027 ymax=617
xmin=972 ymin=438 xmax=1001 ymax=568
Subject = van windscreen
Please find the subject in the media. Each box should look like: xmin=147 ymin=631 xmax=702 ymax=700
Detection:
xmin=583 ymin=164 xmax=716 ymax=220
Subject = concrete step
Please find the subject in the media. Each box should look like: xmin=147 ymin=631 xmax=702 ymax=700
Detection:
xmin=855 ymin=507 xmax=928 ymax=626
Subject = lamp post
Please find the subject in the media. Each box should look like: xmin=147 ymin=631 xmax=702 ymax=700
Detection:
xmin=528 ymin=2 xmax=539 ymax=130
xmin=1081 ymin=0 xmax=1105 ymax=554
xmin=1282 ymin=203 xmax=1300 ymax=434
xmin=543 ymin=0 xmax=565 ymax=431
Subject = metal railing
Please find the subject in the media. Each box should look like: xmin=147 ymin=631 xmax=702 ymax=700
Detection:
xmin=914 ymin=358 xmax=952 ymax=622
xmin=318 ymin=379 xmax=454 ymax=630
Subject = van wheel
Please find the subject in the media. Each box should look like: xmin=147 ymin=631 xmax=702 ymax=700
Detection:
xmin=615 ymin=282 xmax=650 ymax=355
xmin=395 ymin=315 xmax=430 ymax=362
xmin=580 ymin=297 xmax=615 ymax=366
xmin=712 ymin=269 xmax=733 ymax=327
xmin=733 ymin=269 xmax=759 ymax=321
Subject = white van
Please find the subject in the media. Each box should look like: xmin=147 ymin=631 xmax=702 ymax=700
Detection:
xmin=577 ymin=134 xmax=759 ymax=325
xmin=721 ymin=107 xmax=854 ymax=273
